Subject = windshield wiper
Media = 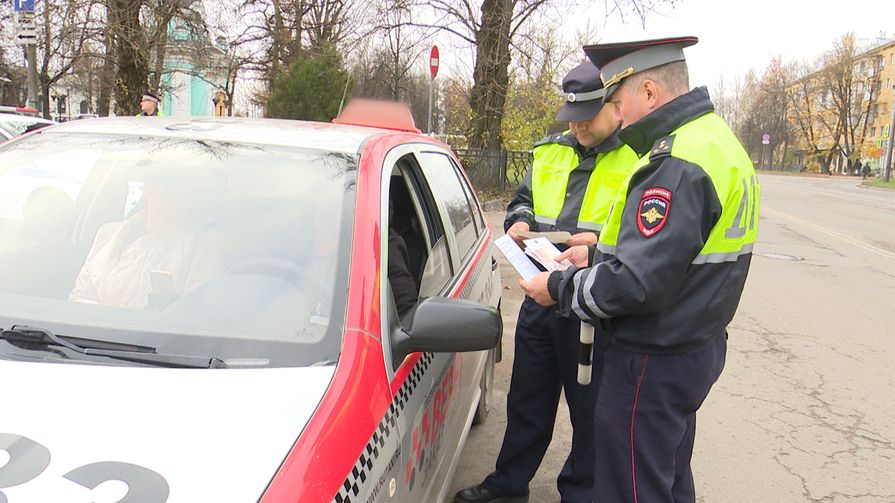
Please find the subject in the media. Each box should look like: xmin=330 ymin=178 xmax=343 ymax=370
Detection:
xmin=0 ymin=325 xmax=225 ymax=369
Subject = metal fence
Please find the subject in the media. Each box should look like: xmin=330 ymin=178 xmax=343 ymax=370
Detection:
xmin=453 ymin=148 xmax=532 ymax=193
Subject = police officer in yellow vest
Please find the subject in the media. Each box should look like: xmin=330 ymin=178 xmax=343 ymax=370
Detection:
xmin=137 ymin=91 xmax=163 ymax=116
xmin=521 ymin=37 xmax=759 ymax=503
xmin=455 ymin=62 xmax=638 ymax=503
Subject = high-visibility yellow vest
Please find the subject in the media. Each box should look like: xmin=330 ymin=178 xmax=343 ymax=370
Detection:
xmin=599 ymin=112 xmax=759 ymax=263
xmin=531 ymin=139 xmax=638 ymax=232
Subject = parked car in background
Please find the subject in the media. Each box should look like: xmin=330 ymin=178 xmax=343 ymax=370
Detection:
xmin=0 ymin=101 xmax=501 ymax=502
xmin=0 ymin=106 xmax=55 ymax=140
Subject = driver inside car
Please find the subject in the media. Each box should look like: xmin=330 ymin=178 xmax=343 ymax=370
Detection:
xmin=69 ymin=173 xmax=224 ymax=309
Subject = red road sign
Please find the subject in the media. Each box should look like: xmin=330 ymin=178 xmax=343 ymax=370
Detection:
xmin=429 ymin=46 xmax=440 ymax=79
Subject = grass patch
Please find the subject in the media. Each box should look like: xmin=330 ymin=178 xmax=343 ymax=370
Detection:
xmin=862 ymin=178 xmax=895 ymax=189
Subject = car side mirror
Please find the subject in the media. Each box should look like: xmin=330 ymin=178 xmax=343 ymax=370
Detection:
xmin=390 ymin=296 xmax=501 ymax=366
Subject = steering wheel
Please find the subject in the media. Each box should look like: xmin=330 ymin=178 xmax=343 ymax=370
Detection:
xmin=226 ymin=258 xmax=333 ymax=299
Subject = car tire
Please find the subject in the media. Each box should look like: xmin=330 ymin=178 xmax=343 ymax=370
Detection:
xmin=472 ymin=346 xmax=496 ymax=425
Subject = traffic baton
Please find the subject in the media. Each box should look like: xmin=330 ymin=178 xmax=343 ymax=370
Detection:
xmin=577 ymin=322 xmax=594 ymax=385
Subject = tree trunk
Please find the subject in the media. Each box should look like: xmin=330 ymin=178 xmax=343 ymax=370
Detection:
xmin=109 ymin=0 xmax=148 ymax=116
xmin=96 ymin=18 xmax=116 ymax=116
xmin=149 ymin=25 xmax=170 ymax=93
xmin=467 ymin=0 xmax=512 ymax=150
xmin=40 ymin=82 xmax=51 ymax=120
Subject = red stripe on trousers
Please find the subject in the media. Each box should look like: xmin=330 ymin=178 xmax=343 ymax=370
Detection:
xmin=630 ymin=355 xmax=649 ymax=503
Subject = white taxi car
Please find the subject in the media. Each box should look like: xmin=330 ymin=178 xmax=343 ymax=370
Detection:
xmin=0 ymin=101 xmax=502 ymax=502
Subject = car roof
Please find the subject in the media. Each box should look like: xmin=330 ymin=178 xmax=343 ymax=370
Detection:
xmin=0 ymin=113 xmax=55 ymax=124
xmin=35 ymin=116 xmax=416 ymax=154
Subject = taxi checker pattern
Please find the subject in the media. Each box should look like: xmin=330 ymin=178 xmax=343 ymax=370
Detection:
xmin=332 ymin=352 xmax=436 ymax=503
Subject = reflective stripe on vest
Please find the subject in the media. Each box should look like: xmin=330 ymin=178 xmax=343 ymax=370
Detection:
xmin=598 ymin=113 xmax=758 ymax=264
xmin=531 ymin=140 xmax=638 ymax=232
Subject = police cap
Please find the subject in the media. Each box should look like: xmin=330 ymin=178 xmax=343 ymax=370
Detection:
xmin=555 ymin=62 xmax=606 ymax=122
xmin=583 ymin=36 xmax=698 ymax=101
xmin=141 ymin=91 xmax=160 ymax=104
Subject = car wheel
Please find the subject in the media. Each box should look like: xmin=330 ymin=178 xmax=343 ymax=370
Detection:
xmin=472 ymin=346 xmax=496 ymax=425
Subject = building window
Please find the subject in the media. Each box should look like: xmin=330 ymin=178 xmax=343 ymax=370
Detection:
xmin=871 ymin=127 xmax=877 ymax=138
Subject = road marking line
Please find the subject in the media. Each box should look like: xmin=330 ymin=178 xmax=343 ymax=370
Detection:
xmin=763 ymin=206 xmax=895 ymax=260
xmin=764 ymin=181 xmax=894 ymax=209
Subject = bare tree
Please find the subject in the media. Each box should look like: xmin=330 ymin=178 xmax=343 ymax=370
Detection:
xmin=34 ymin=0 xmax=106 ymax=118
xmin=352 ymin=2 xmax=426 ymax=102
xmin=103 ymin=0 xmax=211 ymax=115
xmin=787 ymin=34 xmax=874 ymax=174
xmin=825 ymin=34 xmax=877 ymax=174
xmin=735 ymin=58 xmax=793 ymax=169
xmin=234 ymin=0 xmax=362 ymax=102
xmin=712 ymin=74 xmax=745 ymax=133
xmin=400 ymin=0 xmax=671 ymax=150
xmin=501 ymin=24 xmax=577 ymax=148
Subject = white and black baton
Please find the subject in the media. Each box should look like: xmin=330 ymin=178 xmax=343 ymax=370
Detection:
xmin=577 ymin=321 xmax=594 ymax=385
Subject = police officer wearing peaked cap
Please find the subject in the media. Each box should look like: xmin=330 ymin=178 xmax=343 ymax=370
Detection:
xmin=138 ymin=91 xmax=163 ymax=117
xmin=520 ymin=36 xmax=759 ymax=503
xmin=455 ymin=62 xmax=638 ymax=503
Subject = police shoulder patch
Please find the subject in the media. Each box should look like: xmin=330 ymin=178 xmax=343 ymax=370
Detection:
xmin=637 ymin=187 xmax=672 ymax=237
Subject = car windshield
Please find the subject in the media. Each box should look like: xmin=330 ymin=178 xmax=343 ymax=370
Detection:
xmin=0 ymin=116 xmax=49 ymax=137
xmin=0 ymin=132 xmax=357 ymax=367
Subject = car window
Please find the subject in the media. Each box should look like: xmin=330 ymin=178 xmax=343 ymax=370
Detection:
xmin=417 ymin=151 xmax=479 ymax=261
xmin=0 ymin=116 xmax=51 ymax=137
xmin=389 ymin=155 xmax=453 ymax=300
xmin=0 ymin=132 xmax=357 ymax=368
xmin=453 ymin=155 xmax=485 ymax=235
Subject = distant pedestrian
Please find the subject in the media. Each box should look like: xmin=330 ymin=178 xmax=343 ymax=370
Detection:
xmin=137 ymin=91 xmax=163 ymax=117
xmin=862 ymin=162 xmax=871 ymax=180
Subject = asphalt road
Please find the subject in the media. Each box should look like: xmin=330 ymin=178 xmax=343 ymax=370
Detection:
xmin=449 ymin=174 xmax=895 ymax=502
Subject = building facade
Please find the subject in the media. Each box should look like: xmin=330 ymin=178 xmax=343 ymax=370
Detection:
xmin=787 ymin=39 xmax=895 ymax=174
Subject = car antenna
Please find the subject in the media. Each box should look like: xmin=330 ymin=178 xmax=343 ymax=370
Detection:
xmin=337 ymin=75 xmax=352 ymax=116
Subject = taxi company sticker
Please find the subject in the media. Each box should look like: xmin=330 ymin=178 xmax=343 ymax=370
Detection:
xmin=637 ymin=187 xmax=671 ymax=237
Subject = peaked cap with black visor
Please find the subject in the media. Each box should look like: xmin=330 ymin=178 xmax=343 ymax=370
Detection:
xmin=555 ymin=61 xmax=607 ymax=122
xmin=583 ymin=36 xmax=698 ymax=101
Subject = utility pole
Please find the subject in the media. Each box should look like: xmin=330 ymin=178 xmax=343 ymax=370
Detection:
xmin=25 ymin=44 xmax=39 ymax=112
xmin=14 ymin=1 xmax=39 ymax=112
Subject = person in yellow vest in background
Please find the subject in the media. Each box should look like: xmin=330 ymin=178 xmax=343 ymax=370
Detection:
xmin=521 ymin=36 xmax=759 ymax=503
xmin=455 ymin=61 xmax=638 ymax=503
xmin=138 ymin=91 xmax=163 ymax=117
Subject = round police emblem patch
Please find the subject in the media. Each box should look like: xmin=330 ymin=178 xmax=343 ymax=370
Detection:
xmin=637 ymin=187 xmax=671 ymax=237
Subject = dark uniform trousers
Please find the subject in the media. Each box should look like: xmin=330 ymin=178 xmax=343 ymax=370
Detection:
xmin=484 ymin=297 xmax=601 ymax=503
xmin=592 ymin=333 xmax=726 ymax=503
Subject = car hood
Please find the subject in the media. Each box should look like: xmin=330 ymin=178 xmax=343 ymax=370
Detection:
xmin=0 ymin=359 xmax=335 ymax=502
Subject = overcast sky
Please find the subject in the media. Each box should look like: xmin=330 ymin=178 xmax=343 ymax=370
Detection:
xmin=590 ymin=0 xmax=894 ymax=90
